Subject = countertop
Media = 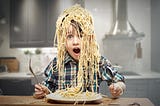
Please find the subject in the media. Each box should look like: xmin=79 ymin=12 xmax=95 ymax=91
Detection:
xmin=0 ymin=71 xmax=160 ymax=79
xmin=0 ymin=96 xmax=155 ymax=106
xmin=0 ymin=72 xmax=31 ymax=78
xmin=0 ymin=72 xmax=45 ymax=84
xmin=124 ymin=71 xmax=160 ymax=79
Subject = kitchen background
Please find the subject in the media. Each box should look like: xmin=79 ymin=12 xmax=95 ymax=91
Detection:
xmin=0 ymin=0 xmax=160 ymax=106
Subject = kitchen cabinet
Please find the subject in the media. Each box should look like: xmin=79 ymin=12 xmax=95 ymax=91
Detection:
xmin=10 ymin=0 xmax=81 ymax=48
xmin=10 ymin=0 xmax=50 ymax=48
xmin=99 ymin=78 xmax=160 ymax=106
xmin=10 ymin=0 xmax=28 ymax=47
xmin=148 ymin=79 xmax=160 ymax=106
xmin=122 ymin=78 xmax=160 ymax=106
xmin=46 ymin=0 xmax=67 ymax=46
xmin=0 ymin=77 xmax=34 ymax=95
xmin=123 ymin=79 xmax=148 ymax=98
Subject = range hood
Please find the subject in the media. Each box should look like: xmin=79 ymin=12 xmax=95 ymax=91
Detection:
xmin=103 ymin=0 xmax=145 ymax=73
xmin=106 ymin=0 xmax=144 ymax=39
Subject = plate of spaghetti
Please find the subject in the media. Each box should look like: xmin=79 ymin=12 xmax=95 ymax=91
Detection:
xmin=46 ymin=90 xmax=103 ymax=104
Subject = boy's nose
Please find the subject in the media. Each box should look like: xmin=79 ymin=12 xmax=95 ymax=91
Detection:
xmin=73 ymin=36 xmax=79 ymax=44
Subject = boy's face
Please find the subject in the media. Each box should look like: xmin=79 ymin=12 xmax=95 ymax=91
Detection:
xmin=66 ymin=24 xmax=81 ymax=61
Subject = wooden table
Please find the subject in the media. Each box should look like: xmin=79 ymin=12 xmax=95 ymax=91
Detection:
xmin=0 ymin=96 xmax=154 ymax=106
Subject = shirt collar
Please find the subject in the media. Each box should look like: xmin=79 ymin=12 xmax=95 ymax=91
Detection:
xmin=64 ymin=52 xmax=77 ymax=64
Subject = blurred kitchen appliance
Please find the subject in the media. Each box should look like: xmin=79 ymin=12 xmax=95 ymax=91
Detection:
xmin=0 ymin=57 xmax=19 ymax=72
xmin=103 ymin=0 xmax=144 ymax=73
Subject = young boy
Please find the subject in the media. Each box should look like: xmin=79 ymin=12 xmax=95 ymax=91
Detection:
xmin=34 ymin=4 xmax=126 ymax=99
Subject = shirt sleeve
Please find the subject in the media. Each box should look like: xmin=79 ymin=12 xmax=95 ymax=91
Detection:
xmin=42 ymin=57 xmax=58 ymax=92
xmin=100 ymin=56 xmax=125 ymax=86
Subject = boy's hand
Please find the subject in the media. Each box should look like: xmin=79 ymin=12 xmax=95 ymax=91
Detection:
xmin=109 ymin=82 xmax=125 ymax=98
xmin=33 ymin=84 xmax=50 ymax=99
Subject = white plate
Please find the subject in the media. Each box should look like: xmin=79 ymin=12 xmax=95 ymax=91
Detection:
xmin=46 ymin=92 xmax=103 ymax=104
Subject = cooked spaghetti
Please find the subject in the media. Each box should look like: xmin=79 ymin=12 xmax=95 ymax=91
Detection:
xmin=53 ymin=89 xmax=101 ymax=100
xmin=53 ymin=4 xmax=101 ymax=98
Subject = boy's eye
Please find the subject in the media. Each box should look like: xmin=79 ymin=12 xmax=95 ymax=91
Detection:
xmin=79 ymin=34 xmax=82 ymax=38
xmin=67 ymin=34 xmax=74 ymax=39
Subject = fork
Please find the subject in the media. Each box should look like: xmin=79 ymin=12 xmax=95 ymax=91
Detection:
xmin=29 ymin=58 xmax=52 ymax=94
xmin=29 ymin=58 xmax=39 ymax=84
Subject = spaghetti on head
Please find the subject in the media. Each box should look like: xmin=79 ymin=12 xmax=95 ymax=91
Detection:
xmin=53 ymin=4 xmax=101 ymax=98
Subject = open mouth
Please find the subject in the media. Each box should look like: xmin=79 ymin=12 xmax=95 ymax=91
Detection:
xmin=73 ymin=48 xmax=80 ymax=54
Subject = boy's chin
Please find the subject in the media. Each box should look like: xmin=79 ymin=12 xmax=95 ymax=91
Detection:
xmin=72 ymin=55 xmax=80 ymax=61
